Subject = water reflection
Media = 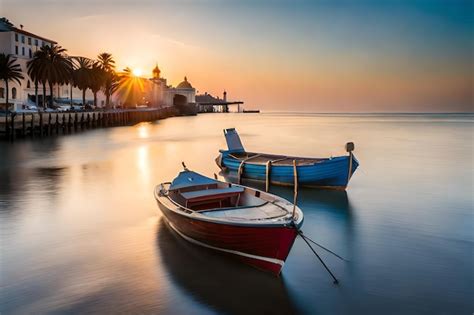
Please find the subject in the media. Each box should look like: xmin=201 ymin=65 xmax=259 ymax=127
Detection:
xmin=156 ymin=219 xmax=302 ymax=315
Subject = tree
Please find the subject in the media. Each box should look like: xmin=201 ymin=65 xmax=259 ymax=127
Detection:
xmin=28 ymin=45 xmax=72 ymax=109
xmin=44 ymin=45 xmax=72 ymax=107
xmin=0 ymin=53 xmax=24 ymax=127
xmin=27 ymin=47 xmax=48 ymax=108
xmin=88 ymin=63 xmax=104 ymax=107
xmin=0 ymin=17 xmax=14 ymax=29
xmin=27 ymin=51 xmax=46 ymax=108
xmin=97 ymin=52 xmax=116 ymax=108
xmin=72 ymin=57 xmax=92 ymax=107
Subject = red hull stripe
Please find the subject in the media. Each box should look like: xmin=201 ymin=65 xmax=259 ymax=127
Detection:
xmin=167 ymin=221 xmax=285 ymax=267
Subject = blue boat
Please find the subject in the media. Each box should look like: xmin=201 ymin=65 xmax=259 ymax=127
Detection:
xmin=216 ymin=128 xmax=359 ymax=190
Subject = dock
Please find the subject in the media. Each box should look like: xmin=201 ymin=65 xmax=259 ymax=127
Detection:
xmin=0 ymin=107 xmax=179 ymax=140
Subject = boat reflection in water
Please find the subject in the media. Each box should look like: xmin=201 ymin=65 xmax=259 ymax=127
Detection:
xmin=156 ymin=219 xmax=302 ymax=315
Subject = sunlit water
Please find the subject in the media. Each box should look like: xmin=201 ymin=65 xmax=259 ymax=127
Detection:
xmin=1 ymin=113 xmax=473 ymax=314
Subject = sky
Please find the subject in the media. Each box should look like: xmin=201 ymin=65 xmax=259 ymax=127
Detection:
xmin=2 ymin=0 xmax=473 ymax=112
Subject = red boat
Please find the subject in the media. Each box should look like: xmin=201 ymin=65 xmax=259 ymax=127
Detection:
xmin=154 ymin=169 xmax=304 ymax=275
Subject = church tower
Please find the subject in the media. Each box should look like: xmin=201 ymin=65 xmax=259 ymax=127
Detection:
xmin=152 ymin=64 xmax=161 ymax=79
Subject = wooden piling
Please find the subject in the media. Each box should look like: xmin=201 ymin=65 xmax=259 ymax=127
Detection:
xmin=48 ymin=113 xmax=52 ymax=135
xmin=22 ymin=113 xmax=26 ymax=136
xmin=30 ymin=113 xmax=34 ymax=137
xmin=39 ymin=112 xmax=43 ymax=136
xmin=56 ymin=114 xmax=60 ymax=134
xmin=10 ymin=113 xmax=15 ymax=139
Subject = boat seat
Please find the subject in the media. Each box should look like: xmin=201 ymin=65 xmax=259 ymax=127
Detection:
xmin=180 ymin=187 xmax=244 ymax=203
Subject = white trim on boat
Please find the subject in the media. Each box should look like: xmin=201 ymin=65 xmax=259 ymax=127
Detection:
xmin=167 ymin=220 xmax=285 ymax=267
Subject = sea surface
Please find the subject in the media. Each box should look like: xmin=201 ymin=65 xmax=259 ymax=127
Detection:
xmin=1 ymin=113 xmax=473 ymax=314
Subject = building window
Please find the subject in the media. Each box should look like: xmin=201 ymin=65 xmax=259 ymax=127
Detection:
xmin=29 ymin=48 xmax=32 ymax=58
xmin=0 ymin=88 xmax=4 ymax=98
xmin=12 ymin=87 xmax=17 ymax=100
xmin=28 ymin=37 xmax=31 ymax=45
xmin=34 ymin=39 xmax=38 ymax=46
xmin=22 ymin=47 xmax=25 ymax=56
xmin=15 ymin=33 xmax=18 ymax=41
xmin=15 ymin=46 xmax=18 ymax=54
xmin=21 ymin=35 xmax=25 ymax=43
xmin=27 ymin=80 xmax=31 ymax=88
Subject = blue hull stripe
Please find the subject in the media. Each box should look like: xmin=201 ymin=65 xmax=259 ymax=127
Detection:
xmin=221 ymin=154 xmax=359 ymax=187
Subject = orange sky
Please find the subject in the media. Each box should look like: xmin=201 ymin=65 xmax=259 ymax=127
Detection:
xmin=3 ymin=0 xmax=473 ymax=112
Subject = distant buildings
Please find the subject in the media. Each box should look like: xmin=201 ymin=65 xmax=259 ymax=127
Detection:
xmin=0 ymin=19 xmax=197 ymax=111
xmin=148 ymin=65 xmax=196 ymax=108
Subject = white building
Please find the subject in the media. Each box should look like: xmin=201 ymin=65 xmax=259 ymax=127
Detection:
xmin=149 ymin=65 xmax=196 ymax=107
xmin=0 ymin=21 xmax=101 ymax=111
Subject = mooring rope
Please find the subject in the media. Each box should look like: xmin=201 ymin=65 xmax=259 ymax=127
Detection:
xmin=298 ymin=231 xmax=348 ymax=262
xmin=293 ymin=225 xmax=339 ymax=284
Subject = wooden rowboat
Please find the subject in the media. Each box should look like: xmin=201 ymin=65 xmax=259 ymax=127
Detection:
xmin=216 ymin=128 xmax=359 ymax=190
xmin=154 ymin=167 xmax=304 ymax=275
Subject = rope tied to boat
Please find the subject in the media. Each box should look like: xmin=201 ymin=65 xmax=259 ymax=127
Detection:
xmin=291 ymin=161 xmax=343 ymax=284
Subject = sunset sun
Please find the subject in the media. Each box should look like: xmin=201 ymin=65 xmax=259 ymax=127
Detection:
xmin=132 ymin=68 xmax=142 ymax=77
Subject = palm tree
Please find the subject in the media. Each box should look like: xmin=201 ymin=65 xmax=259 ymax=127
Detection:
xmin=27 ymin=47 xmax=49 ymax=108
xmin=28 ymin=45 xmax=72 ymax=109
xmin=88 ymin=63 xmax=104 ymax=107
xmin=44 ymin=45 xmax=72 ymax=107
xmin=0 ymin=53 xmax=24 ymax=127
xmin=27 ymin=51 xmax=46 ymax=108
xmin=116 ymin=67 xmax=148 ymax=108
xmin=72 ymin=57 xmax=92 ymax=107
xmin=97 ymin=52 xmax=116 ymax=108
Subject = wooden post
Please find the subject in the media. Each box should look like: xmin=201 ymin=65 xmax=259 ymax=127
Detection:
xmin=10 ymin=113 xmax=15 ymax=139
xmin=39 ymin=112 xmax=43 ymax=136
xmin=30 ymin=113 xmax=34 ymax=137
xmin=48 ymin=113 xmax=52 ymax=135
xmin=68 ymin=113 xmax=72 ymax=133
xmin=22 ymin=113 xmax=26 ymax=136
xmin=55 ymin=114 xmax=59 ymax=134
xmin=61 ymin=114 xmax=66 ymax=133
xmin=292 ymin=160 xmax=298 ymax=219
xmin=4 ymin=112 xmax=8 ymax=137
xmin=74 ymin=113 xmax=78 ymax=131
xmin=265 ymin=161 xmax=272 ymax=192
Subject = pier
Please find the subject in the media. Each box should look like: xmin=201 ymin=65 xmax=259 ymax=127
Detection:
xmin=0 ymin=107 xmax=179 ymax=140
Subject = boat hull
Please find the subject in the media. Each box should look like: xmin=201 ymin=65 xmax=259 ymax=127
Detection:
xmin=218 ymin=153 xmax=359 ymax=189
xmin=156 ymin=199 xmax=299 ymax=275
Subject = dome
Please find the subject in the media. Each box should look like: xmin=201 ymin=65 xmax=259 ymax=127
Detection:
xmin=176 ymin=76 xmax=193 ymax=89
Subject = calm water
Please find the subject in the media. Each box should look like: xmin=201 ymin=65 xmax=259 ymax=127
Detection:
xmin=1 ymin=113 xmax=473 ymax=314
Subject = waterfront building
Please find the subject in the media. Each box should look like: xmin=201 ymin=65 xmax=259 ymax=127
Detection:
xmin=148 ymin=65 xmax=196 ymax=107
xmin=0 ymin=22 xmax=55 ymax=110
xmin=0 ymin=19 xmax=103 ymax=111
